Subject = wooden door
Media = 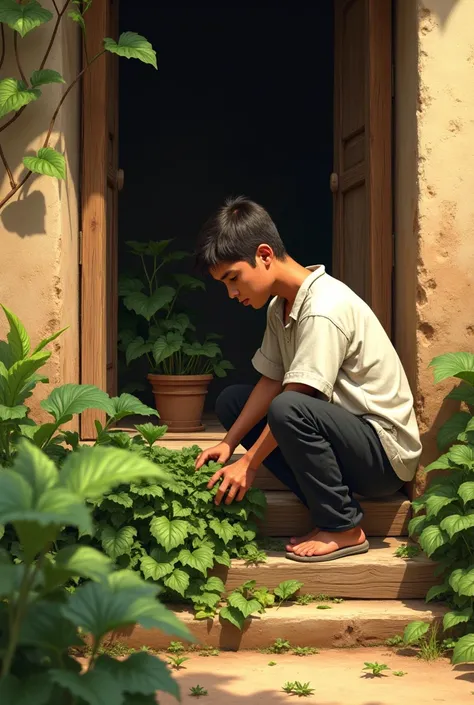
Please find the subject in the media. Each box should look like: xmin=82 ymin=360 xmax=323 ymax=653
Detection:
xmin=332 ymin=0 xmax=392 ymax=335
xmin=81 ymin=0 xmax=120 ymax=439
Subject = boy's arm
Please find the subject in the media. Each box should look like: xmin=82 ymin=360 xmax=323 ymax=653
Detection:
xmin=223 ymin=375 xmax=283 ymax=449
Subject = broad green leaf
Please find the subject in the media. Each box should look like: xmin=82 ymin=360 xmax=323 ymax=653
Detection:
xmin=150 ymin=516 xmax=189 ymax=552
xmin=425 ymin=583 xmax=450 ymax=602
xmin=447 ymin=383 xmax=474 ymax=406
xmin=133 ymin=504 xmax=154 ymax=520
xmin=140 ymin=555 xmax=175 ymax=581
xmin=458 ymin=481 xmax=474 ymax=504
xmin=443 ymin=608 xmax=472 ymax=631
xmin=3 ymin=351 xmax=50 ymax=406
xmin=172 ymin=500 xmax=192 ymax=518
xmin=135 ymin=422 xmax=167 ymax=446
xmin=0 ymin=673 xmax=53 ymax=705
xmin=457 ymin=568 xmax=474 ymax=597
xmin=106 ymin=492 xmax=133 ymax=509
xmin=448 ymin=444 xmax=474 ymax=469
xmin=164 ymin=568 xmax=190 ymax=596
xmin=219 ymin=605 xmax=246 ymax=630
xmin=153 ymin=332 xmax=183 ymax=365
xmin=124 ymin=287 xmax=175 ymax=321
xmin=30 ymin=69 xmax=65 ymax=88
xmin=101 ymin=525 xmax=137 ymax=559
xmin=403 ymin=620 xmax=430 ymax=645
xmin=202 ymin=576 xmax=225 ymax=594
xmin=160 ymin=313 xmax=192 ymax=334
xmin=227 ymin=592 xmax=262 ymax=618
xmin=214 ymin=550 xmax=230 ymax=567
xmin=68 ymin=8 xmax=85 ymax=31
xmin=440 ymin=512 xmax=474 ymax=539
xmin=419 ymin=525 xmax=449 ymax=556
xmin=0 ymin=467 xmax=33 ymax=520
xmin=104 ymin=32 xmax=157 ymax=69
xmin=430 ymin=352 xmax=474 ymax=386
xmin=0 ymin=340 xmax=14 ymax=368
xmin=190 ymin=591 xmax=221 ymax=609
xmin=214 ymin=360 xmax=234 ymax=378
xmin=452 ymin=633 xmax=474 ymax=664
xmin=0 ymin=403 xmax=27 ymax=421
xmin=437 ymin=412 xmax=470 ymax=449
xmin=130 ymin=482 xmax=164 ymax=499
xmin=62 ymin=576 xmax=193 ymax=642
xmin=24 ymin=146 xmax=66 ymax=180
xmin=19 ymin=600 xmax=83 ymax=650
xmin=1 ymin=304 xmax=30 ymax=360
xmin=0 ymin=0 xmax=53 ymax=37
xmin=31 ymin=326 xmax=68 ymax=355
xmin=425 ymin=484 xmax=458 ymax=518
xmin=177 ymin=546 xmax=214 ymax=575
xmin=209 ymin=518 xmax=234 ymax=544
xmin=424 ymin=453 xmax=453 ymax=473
xmin=408 ymin=515 xmax=427 ymax=536
xmin=103 ymin=392 xmax=158 ymax=421
xmin=13 ymin=439 xmax=58 ymax=500
xmin=183 ymin=341 xmax=219 ymax=358
xmin=0 ymin=77 xmax=40 ymax=118
xmin=125 ymin=337 xmax=153 ymax=365
xmin=118 ymin=277 xmax=144 ymax=296
xmin=43 ymin=545 xmax=113 ymax=591
xmin=49 ymin=669 xmax=122 ymax=705
xmin=274 ymin=580 xmax=304 ymax=600
xmin=174 ymin=273 xmax=205 ymax=290
xmin=41 ymin=383 xmax=111 ymax=423
xmin=59 ymin=446 xmax=168 ymax=500
xmin=95 ymin=652 xmax=179 ymax=700
xmin=126 ymin=239 xmax=172 ymax=256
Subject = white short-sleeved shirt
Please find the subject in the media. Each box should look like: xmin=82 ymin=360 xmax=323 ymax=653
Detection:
xmin=252 ymin=265 xmax=422 ymax=481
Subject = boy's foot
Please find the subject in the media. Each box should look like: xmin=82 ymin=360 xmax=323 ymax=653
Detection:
xmin=285 ymin=526 xmax=366 ymax=558
xmin=286 ymin=529 xmax=320 ymax=551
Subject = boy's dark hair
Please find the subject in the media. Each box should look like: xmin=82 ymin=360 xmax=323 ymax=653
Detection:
xmin=195 ymin=196 xmax=287 ymax=273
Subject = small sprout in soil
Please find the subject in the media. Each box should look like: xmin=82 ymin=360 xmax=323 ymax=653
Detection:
xmin=393 ymin=671 xmax=407 ymax=677
xmin=167 ymin=641 xmax=185 ymax=654
xmin=190 ymin=685 xmax=208 ymax=697
xmin=168 ymin=655 xmax=190 ymax=670
xmin=282 ymin=681 xmax=315 ymax=697
xmin=293 ymin=646 xmax=319 ymax=656
xmin=296 ymin=594 xmax=316 ymax=605
xmin=332 ymin=597 xmax=344 ymax=603
xmin=394 ymin=544 xmax=421 ymax=559
xmin=316 ymin=604 xmax=332 ymax=609
xmin=363 ymin=662 xmax=390 ymax=677
xmin=199 ymin=646 xmax=220 ymax=657
xmin=269 ymin=638 xmax=292 ymax=654
xmin=242 ymin=545 xmax=267 ymax=565
xmin=385 ymin=635 xmax=404 ymax=647
xmin=268 ymin=661 xmax=277 ymax=666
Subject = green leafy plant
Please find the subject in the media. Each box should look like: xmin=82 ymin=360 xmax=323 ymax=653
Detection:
xmin=267 ymin=638 xmax=292 ymax=654
xmin=403 ymin=621 xmax=446 ymax=661
xmin=268 ymin=660 xmax=277 ymax=666
xmin=274 ymin=580 xmax=304 ymax=608
xmin=363 ymin=662 xmax=390 ymax=676
xmin=0 ymin=304 xmax=159 ymax=467
xmin=393 ymin=671 xmax=407 ymax=677
xmin=0 ymin=440 xmax=190 ymax=702
xmin=168 ymin=655 xmax=190 ymax=670
xmin=394 ymin=543 xmax=422 ymax=559
xmin=167 ymin=641 xmax=185 ymax=654
xmin=292 ymin=646 xmax=319 ymax=656
xmin=0 ymin=0 xmax=157 ymax=210
xmin=385 ymin=634 xmax=404 ymax=647
xmin=190 ymin=684 xmax=208 ymax=697
xmin=405 ymin=353 xmax=474 ymax=665
xmin=199 ymin=646 xmax=219 ymax=657
xmin=241 ymin=543 xmax=267 ymax=565
xmin=316 ymin=604 xmax=332 ymax=610
xmin=282 ymin=681 xmax=315 ymax=697
xmin=119 ymin=240 xmax=233 ymax=378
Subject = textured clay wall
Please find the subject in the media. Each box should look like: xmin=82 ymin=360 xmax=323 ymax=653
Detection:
xmin=396 ymin=0 xmax=474 ymax=493
xmin=0 ymin=4 xmax=80 ymax=423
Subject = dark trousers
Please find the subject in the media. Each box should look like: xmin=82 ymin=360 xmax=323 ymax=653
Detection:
xmin=216 ymin=385 xmax=404 ymax=532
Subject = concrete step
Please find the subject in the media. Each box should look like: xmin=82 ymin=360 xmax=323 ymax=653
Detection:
xmin=213 ymin=537 xmax=436 ymax=600
xmin=259 ymin=490 xmax=410 ymax=537
xmin=111 ymin=599 xmax=446 ymax=651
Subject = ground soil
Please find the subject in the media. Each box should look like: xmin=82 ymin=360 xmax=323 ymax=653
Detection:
xmin=158 ymin=647 xmax=474 ymax=705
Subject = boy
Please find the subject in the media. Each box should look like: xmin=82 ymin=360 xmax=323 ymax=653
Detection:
xmin=194 ymin=196 xmax=421 ymax=563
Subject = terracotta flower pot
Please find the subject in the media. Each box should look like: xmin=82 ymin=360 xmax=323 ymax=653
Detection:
xmin=147 ymin=373 xmax=213 ymax=432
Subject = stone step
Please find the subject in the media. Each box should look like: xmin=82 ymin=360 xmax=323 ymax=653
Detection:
xmin=212 ymin=537 xmax=436 ymax=600
xmin=111 ymin=599 xmax=446 ymax=651
xmin=259 ymin=490 xmax=410 ymax=537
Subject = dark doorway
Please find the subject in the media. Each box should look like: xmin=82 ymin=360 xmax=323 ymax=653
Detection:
xmin=117 ymin=2 xmax=334 ymax=409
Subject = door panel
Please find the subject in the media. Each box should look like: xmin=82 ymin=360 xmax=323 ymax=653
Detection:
xmin=81 ymin=0 xmax=119 ymax=439
xmin=333 ymin=0 xmax=392 ymax=335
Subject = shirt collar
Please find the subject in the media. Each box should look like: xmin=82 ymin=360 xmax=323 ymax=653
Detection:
xmin=287 ymin=265 xmax=326 ymax=321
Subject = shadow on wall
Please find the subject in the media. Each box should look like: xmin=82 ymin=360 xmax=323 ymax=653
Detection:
xmin=0 ymin=184 xmax=46 ymax=237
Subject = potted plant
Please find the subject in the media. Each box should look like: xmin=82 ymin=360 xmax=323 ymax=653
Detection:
xmin=118 ymin=240 xmax=233 ymax=432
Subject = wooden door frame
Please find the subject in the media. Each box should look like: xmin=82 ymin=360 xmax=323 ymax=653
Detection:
xmin=79 ymin=0 xmax=394 ymax=440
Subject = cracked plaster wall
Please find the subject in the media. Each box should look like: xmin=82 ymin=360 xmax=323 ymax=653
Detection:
xmin=0 ymin=2 xmax=80 ymax=424
xmin=396 ymin=0 xmax=474 ymax=494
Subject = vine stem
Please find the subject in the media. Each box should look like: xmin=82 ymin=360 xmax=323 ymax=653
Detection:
xmin=0 ymin=49 xmax=106 ymax=210
xmin=1 ymin=561 xmax=38 ymax=677
xmin=0 ymin=143 xmax=16 ymax=189
xmin=14 ymin=33 xmax=27 ymax=84
xmin=0 ymin=25 xmax=5 ymax=73
xmin=40 ymin=0 xmax=71 ymax=70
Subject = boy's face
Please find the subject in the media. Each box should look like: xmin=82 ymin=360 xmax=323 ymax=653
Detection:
xmin=210 ymin=246 xmax=275 ymax=310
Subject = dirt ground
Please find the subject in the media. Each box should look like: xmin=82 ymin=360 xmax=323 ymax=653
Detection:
xmin=158 ymin=647 xmax=474 ymax=705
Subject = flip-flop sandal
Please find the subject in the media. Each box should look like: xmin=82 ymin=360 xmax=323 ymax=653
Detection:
xmin=285 ymin=539 xmax=370 ymax=563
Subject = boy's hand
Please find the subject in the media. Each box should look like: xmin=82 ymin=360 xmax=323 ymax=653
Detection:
xmin=195 ymin=441 xmax=233 ymax=470
xmin=207 ymin=456 xmax=257 ymax=505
